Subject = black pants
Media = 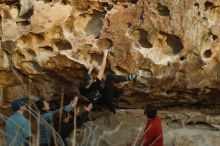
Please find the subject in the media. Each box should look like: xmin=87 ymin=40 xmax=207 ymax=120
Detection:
xmin=99 ymin=73 xmax=127 ymax=113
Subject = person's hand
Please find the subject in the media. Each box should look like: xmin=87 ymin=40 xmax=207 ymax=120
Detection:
xmin=76 ymin=107 xmax=80 ymax=115
xmin=84 ymin=103 xmax=93 ymax=112
xmin=70 ymin=96 xmax=78 ymax=107
xmin=103 ymin=49 xmax=108 ymax=57
xmin=88 ymin=64 xmax=94 ymax=70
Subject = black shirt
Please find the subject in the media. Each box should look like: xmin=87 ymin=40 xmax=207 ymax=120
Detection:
xmin=59 ymin=113 xmax=90 ymax=146
xmin=79 ymin=78 xmax=103 ymax=102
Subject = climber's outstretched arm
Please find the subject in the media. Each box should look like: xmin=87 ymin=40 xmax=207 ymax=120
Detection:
xmin=88 ymin=64 xmax=94 ymax=74
xmin=97 ymin=49 xmax=108 ymax=81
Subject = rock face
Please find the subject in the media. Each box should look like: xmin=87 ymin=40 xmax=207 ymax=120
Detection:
xmin=0 ymin=0 xmax=220 ymax=108
xmin=1 ymin=1 xmax=220 ymax=146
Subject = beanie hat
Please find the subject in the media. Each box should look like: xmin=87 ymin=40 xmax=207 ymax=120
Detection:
xmin=83 ymin=74 xmax=92 ymax=85
xmin=11 ymin=97 xmax=28 ymax=111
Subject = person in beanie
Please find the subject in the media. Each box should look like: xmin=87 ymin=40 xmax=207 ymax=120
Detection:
xmin=79 ymin=49 xmax=137 ymax=113
xmin=5 ymin=97 xmax=31 ymax=146
xmin=139 ymin=104 xmax=163 ymax=146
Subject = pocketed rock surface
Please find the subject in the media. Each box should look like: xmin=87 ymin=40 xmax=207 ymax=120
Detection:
xmin=1 ymin=0 xmax=220 ymax=145
xmin=1 ymin=0 xmax=220 ymax=108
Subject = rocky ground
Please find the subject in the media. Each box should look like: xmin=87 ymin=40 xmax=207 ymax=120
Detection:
xmin=75 ymin=109 xmax=220 ymax=146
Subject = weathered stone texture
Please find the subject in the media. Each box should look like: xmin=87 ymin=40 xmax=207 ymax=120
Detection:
xmin=0 ymin=0 xmax=220 ymax=108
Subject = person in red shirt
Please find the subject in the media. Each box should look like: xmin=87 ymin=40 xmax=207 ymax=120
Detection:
xmin=139 ymin=104 xmax=163 ymax=146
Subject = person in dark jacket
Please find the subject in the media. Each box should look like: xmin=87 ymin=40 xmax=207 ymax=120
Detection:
xmin=53 ymin=103 xmax=93 ymax=146
xmin=79 ymin=49 xmax=137 ymax=113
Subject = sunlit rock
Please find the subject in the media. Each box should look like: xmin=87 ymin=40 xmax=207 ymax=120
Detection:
xmin=0 ymin=0 xmax=220 ymax=111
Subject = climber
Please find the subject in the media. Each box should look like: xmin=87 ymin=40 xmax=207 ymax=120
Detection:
xmin=5 ymin=97 xmax=32 ymax=146
xmin=35 ymin=96 xmax=78 ymax=146
xmin=138 ymin=104 xmax=163 ymax=146
xmin=52 ymin=103 xmax=93 ymax=146
xmin=79 ymin=49 xmax=137 ymax=114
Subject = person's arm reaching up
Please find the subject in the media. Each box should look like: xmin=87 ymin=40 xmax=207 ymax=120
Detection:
xmin=88 ymin=64 xmax=94 ymax=74
xmin=77 ymin=103 xmax=93 ymax=128
xmin=48 ymin=96 xmax=79 ymax=120
xmin=64 ymin=96 xmax=79 ymax=112
xmin=97 ymin=49 xmax=108 ymax=81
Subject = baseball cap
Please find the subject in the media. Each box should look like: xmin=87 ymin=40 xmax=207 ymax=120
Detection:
xmin=11 ymin=97 xmax=29 ymax=111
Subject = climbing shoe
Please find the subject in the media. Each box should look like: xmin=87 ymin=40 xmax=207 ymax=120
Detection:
xmin=128 ymin=73 xmax=137 ymax=81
